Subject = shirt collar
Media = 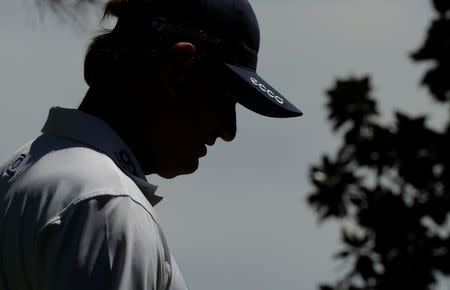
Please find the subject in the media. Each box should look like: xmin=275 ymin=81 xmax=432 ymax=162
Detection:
xmin=41 ymin=106 xmax=163 ymax=206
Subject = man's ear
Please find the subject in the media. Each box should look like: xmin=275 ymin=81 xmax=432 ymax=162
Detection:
xmin=166 ymin=42 xmax=196 ymax=95
xmin=169 ymin=42 xmax=196 ymax=64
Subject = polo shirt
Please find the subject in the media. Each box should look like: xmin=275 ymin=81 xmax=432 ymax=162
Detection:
xmin=0 ymin=107 xmax=188 ymax=290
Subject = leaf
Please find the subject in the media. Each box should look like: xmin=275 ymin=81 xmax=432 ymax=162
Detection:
xmin=334 ymin=250 xmax=351 ymax=259
xmin=342 ymin=229 xmax=369 ymax=248
xmin=319 ymin=285 xmax=335 ymax=290
xmin=325 ymin=76 xmax=379 ymax=132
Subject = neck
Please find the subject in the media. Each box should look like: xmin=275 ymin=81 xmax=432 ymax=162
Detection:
xmin=78 ymin=86 xmax=151 ymax=172
xmin=79 ymin=85 xmax=129 ymax=129
xmin=79 ymin=86 xmax=111 ymax=116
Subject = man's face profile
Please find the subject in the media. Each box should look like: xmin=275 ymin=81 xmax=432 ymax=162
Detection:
xmin=133 ymin=42 xmax=237 ymax=179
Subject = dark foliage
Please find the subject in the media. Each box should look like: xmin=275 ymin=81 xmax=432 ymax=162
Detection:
xmin=411 ymin=4 xmax=450 ymax=102
xmin=309 ymin=2 xmax=450 ymax=290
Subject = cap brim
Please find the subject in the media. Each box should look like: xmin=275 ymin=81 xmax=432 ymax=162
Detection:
xmin=224 ymin=63 xmax=303 ymax=118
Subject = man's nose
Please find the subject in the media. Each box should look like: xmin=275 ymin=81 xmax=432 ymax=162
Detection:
xmin=221 ymin=128 xmax=236 ymax=142
xmin=219 ymin=103 xmax=237 ymax=142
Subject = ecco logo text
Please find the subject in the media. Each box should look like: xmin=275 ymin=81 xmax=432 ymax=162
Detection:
xmin=250 ymin=77 xmax=284 ymax=104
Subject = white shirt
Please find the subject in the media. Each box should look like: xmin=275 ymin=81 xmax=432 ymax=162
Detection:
xmin=0 ymin=107 xmax=188 ymax=290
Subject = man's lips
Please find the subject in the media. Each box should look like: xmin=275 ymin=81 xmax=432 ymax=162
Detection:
xmin=204 ymin=137 xmax=217 ymax=146
xmin=199 ymin=144 xmax=207 ymax=157
xmin=198 ymin=136 xmax=217 ymax=157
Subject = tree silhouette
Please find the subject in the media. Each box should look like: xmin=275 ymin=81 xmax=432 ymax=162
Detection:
xmin=308 ymin=1 xmax=450 ymax=290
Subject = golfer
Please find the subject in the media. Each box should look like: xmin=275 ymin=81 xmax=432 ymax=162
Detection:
xmin=0 ymin=0 xmax=302 ymax=289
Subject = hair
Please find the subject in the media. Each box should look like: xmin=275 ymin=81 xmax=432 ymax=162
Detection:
xmin=103 ymin=0 xmax=130 ymax=19
xmin=84 ymin=0 xmax=155 ymax=87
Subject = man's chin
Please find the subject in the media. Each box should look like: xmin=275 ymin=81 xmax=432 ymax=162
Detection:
xmin=157 ymin=159 xmax=199 ymax=179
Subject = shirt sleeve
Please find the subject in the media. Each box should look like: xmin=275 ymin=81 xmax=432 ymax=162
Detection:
xmin=35 ymin=196 xmax=168 ymax=290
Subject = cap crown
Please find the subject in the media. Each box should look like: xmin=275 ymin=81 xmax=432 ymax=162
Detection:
xmin=144 ymin=0 xmax=260 ymax=70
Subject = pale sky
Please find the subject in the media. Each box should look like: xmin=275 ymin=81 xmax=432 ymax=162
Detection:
xmin=0 ymin=0 xmax=444 ymax=289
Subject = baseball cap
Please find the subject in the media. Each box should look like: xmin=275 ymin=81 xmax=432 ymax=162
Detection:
xmin=126 ymin=0 xmax=303 ymax=118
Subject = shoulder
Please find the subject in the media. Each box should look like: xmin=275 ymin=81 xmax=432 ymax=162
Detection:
xmin=22 ymin=134 xmax=127 ymax=192
xmin=1 ymin=134 xmax=146 ymax=232
xmin=17 ymin=133 xmax=134 ymax=197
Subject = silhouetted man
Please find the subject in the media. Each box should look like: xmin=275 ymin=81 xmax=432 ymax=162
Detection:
xmin=0 ymin=0 xmax=302 ymax=289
